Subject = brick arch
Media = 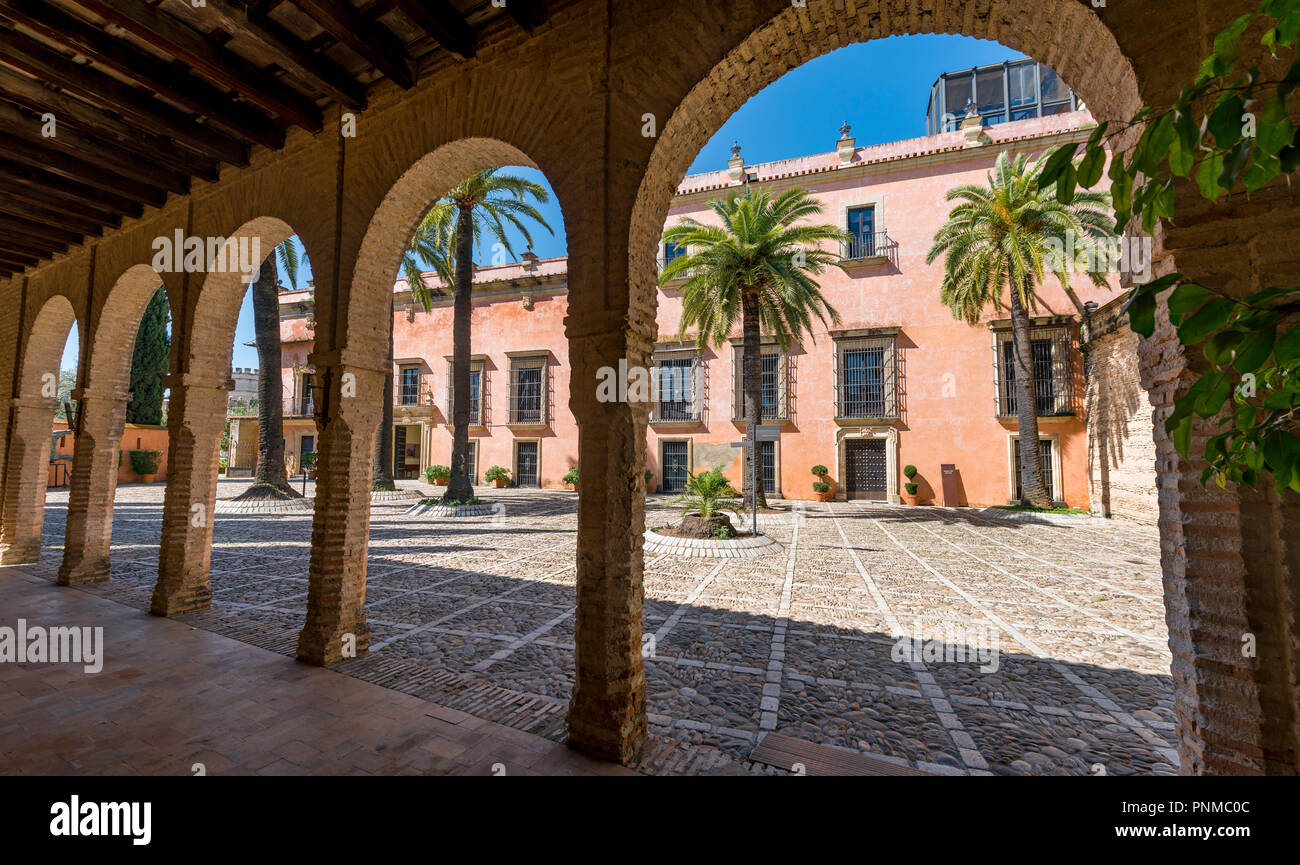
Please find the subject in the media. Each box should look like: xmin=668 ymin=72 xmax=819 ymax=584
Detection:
xmin=149 ymin=215 xmax=304 ymax=617
xmin=84 ymin=263 xmax=164 ymax=397
xmin=0 ymin=293 xmax=78 ymax=564
xmin=629 ymin=0 xmax=1142 ymax=332
xmin=342 ymin=137 xmax=560 ymax=373
xmin=187 ymin=215 xmax=297 ymax=383
xmin=57 ymin=263 xmax=165 ymax=586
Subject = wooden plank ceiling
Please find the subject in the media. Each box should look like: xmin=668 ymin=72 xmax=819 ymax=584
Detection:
xmin=0 ymin=0 xmax=546 ymax=279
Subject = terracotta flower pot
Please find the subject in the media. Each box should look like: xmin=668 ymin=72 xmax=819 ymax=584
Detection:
xmin=815 ymin=490 xmax=834 ymax=502
xmin=492 ymin=479 xmax=507 ymax=488
xmin=435 ymin=478 xmax=449 ymax=486
xmin=902 ymin=493 xmax=919 ymax=505
xmin=138 ymin=473 xmax=157 ymax=484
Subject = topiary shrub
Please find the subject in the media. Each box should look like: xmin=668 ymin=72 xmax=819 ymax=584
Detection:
xmin=812 ymin=481 xmax=830 ymax=493
xmin=905 ymin=482 xmax=919 ymax=495
xmin=129 ymin=449 xmax=161 ymax=476
xmin=903 ymin=464 xmax=918 ymax=480
xmin=811 ymin=464 xmax=829 ymax=477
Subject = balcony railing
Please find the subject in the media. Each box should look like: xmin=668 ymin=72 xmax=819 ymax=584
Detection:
xmin=395 ymin=385 xmax=434 ymax=407
xmin=284 ymin=396 xmax=314 ymax=418
xmin=840 ymin=230 xmax=889 ymax=260
xmin=652 ymin=399 xmax=698 ymax=422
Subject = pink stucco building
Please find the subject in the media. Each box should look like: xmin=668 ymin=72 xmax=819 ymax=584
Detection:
xmin=272 ymin=108 xmax=1139 ymax=511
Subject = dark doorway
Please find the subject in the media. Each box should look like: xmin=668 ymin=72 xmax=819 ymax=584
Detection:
xmin=661 ymin=440 xmax=689 ymax=493
xmin=845 ymin=438 xmax=887 ymax=500
xmin=516 ymin=441 xmax=539 ymax=487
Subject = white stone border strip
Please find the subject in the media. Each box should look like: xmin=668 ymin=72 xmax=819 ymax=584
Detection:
xmin=976 ymin=506 xmax=1108 ymax=527
xmin=404 ymin=501 xmax=497 ymax=517
xmin=214 ymin=497 xmax=314 ymax=514
xmin=372 ymin=488 xmax=423 ymax=503
xmin=759 ymin=520 xmax=799 ymax=732
xmin=644 ymin=529 xmax=784 ymax=558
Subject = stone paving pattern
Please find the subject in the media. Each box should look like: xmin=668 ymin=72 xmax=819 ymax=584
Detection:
xmin=38 ymin=479 xmax=1176 ymax=775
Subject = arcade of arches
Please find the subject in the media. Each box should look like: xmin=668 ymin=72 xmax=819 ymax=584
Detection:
xmin=0 ymin=0 xmax=1296 ymax=774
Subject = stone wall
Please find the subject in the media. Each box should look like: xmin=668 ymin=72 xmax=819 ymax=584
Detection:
xmin=1085 ymin=297 xmax=1158 ymax=523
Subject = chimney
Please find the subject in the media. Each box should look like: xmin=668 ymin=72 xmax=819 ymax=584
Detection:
xmin=836 ymin=121 xmax=855 ymax=167
xmin=727 ymin=141 xmax=745 ymax=185
xmin=521 ymin=249 xmax=538 ymax=272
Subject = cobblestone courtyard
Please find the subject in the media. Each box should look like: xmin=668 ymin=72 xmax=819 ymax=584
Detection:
xmin=37 ymin=480 xmax=1175 ymax=775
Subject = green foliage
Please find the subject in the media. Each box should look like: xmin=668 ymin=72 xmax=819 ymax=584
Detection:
xmin=563 ymin=467 xmax=580 ymax=486
xmin=811 ymin=464 xmax=829 ymax=476
xmin=218 ymin=457 xmax=228 ymax=474
xmin=129 ymin=450 xmax=161 ymax=475
xmin=126 ymin=287 xmax=169 ymax=425
xmin=669 ymin=466 xmax=741 ymax=520
xmin=713 ymin=525 xmax=734 ymax=540
xmin=905 ymin=482 xmax=920 ymax=495
xmin=1044 ymin=0 xmax=1300 ymax=493
xmin=812 ymin=481 xmax=830 ymax=493
xmin=645 ymin=469 xmax=655 ymax=485
xmin=301 ymin=451 xmax=317 ymax=471
xmin=903 ymin=464 xmax=918 ymax=480
xmin=54 ymin=368 xmax=77 ymax=420
xmin=662 ymin=187 xmax=848 ymax=352
xmin=426 ymin=464 xmax=450 ymax=481
xmin=483 ymin=465 xmax=510 ymax=483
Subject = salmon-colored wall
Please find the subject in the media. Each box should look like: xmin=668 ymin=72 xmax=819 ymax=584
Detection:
xmin=51 ymin=421 xmax=170 ymax=485
xmin=280 ymin=113 xmax=1119 ymax=508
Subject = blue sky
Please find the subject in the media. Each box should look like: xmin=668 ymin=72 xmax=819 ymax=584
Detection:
xmin=62 ymin=34 xmax=1024 ymax=374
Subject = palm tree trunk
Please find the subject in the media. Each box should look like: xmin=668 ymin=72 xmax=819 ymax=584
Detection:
xmin=741 ymin=291 xmax=769 ymax=510
xmin=445 ymin=204 xmax=475 ymax=503
xmin=1009 ymin=284 xmax=1051 ymax=508
xmin=238 ymin=255 xmax=300 ymax=500
xmin=373 ymin=298 xmax=396 ymax=491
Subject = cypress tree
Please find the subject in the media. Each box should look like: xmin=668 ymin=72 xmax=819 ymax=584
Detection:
xmin=126 ymin=287 xmax=170 ymax=425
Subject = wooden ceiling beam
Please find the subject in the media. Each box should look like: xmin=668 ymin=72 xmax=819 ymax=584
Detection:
xmin=0 ymin=64 xmax=222 ymax=181
xmin=291 ymin=0 xmax=416 ymax=86
xmin=0 ymin=0 xmax=285 ymax=149
xmin=390 ymin=0 xmax=474 ymax=60
xmin=0 ymin=136 xmax=167 ymax=207
xmin=0 ymin=195 xmax=106 ymax=236
xmin=0 ymin=158 xmax=142 ymax=219
xmin=202 ymin=0 xmax=366 ymax=109
xmin=0 ymin=24 xmax=248 ymax=166
xmin=69 ymin=0 xmax=323 ymax=131
xmin=0 ymin=174 xmax=125 ymax=226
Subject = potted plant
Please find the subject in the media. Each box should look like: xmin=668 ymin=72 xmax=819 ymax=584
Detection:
xmin=426 ymin=464 xmax=450 ymax=486
xmin=811 ymin=464 xmax=833 ymax=500
xmin=563 ymin=467 xmax=580 ymax=490
xmin=301 ymin=451 xmax=317 ymax=480
xmin=484 ymin=465 xmax=510 ymax=488
xmin=218 ymin=457 xmax=228 ymax=476
xmin=903 ymin=464 xmax=920 ymax=505
xmin=669 ymin=466 xmax=741 ymax=538
xmin=645 ymin=468 xmax=655 ymax=493
xmin=129 ymin=449 xmax=162 ymax=484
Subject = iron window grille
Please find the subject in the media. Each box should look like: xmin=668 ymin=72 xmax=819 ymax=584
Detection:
xmin=651 ymin=351 xmax=700 ymax=421
xmin=732 ymin=346 xmax=788 ymax=420
xmin=834 ymin=334 xmax=898 ymax=418
xmin=994 ymin=326 xmax=1074 ymax=417
xmin=446 ymin=361 xmax=484 ymax=425
xmin=509 ymin=355 xmax=547 ymax=424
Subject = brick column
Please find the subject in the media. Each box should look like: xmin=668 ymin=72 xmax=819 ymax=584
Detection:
xmin=0 ymin=396 xmax=60 ymax=565
xmin=57 ymin=389 xmax=129 ymax=585
xmin=150 ymin=374 xmax=230 ymax=616
xmin=297 ymin=359 xmax=382 ymax=665
xmin=565 ymin=327 xmax=650 ymax=763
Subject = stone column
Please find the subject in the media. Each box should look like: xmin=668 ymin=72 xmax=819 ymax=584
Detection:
xmin=296 ymin=358 xmax=383 ymax=665
xmin=150 ymin=373 xmax=230 ymax=616
xmin=58 ymin=388 xmax=129 ymax=584
xmin=0 ymin=396 xmax=61 ymax=565
xmin=565 ymin=327 xmax=650 ymax=763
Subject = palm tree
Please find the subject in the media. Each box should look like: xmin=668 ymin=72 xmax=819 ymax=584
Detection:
xmin=234 ymin=238 xmax=306 ymax=502
xmin=661 ymin=187 xmax=847 ymax=509
xmin=926 ymin=150 xmax=1113 ymax=508
xmin=393 ymin=168 xmax=553 ymax=502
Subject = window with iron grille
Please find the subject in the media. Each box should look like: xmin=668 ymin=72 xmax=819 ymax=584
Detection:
xmin=446 ymin=361 xmax=483 ymax=425
xmin=299 ymin=373 xmax=314 ymax=416
xmin=835 ymin=334 xmax=897 ymax=418
xmin=661 ymin=440 xmax=689 ymax=493
xmin=732 ymin=346 xmax=787 ymax=419
xmin=994 ymin=326 xmax=1073 ymax=417
xmin=509 ymin=355 xmax=547 ymax=424
xmin=398 ymin=365 xmax=420 ymax=406
xmin=652 ymin=351 xmax=698 ymax=421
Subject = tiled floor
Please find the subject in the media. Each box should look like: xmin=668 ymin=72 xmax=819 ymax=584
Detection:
xmin=9 ymin=479 xmax=1175 ymax=775
xmin=0 ymin=563 xmax=634 ymax=776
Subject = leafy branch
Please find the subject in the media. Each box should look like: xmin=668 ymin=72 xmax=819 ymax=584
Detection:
xmin=1043 ymin=0 xmax=1300 ymax=494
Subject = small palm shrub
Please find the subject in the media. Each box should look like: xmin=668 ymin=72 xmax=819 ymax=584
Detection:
xmin=670 ymin=467 xmax=740 ymax=519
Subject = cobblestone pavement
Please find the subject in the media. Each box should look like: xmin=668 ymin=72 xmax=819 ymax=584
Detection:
xmin=38 ymin=479 xmax=1175 ymax=776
